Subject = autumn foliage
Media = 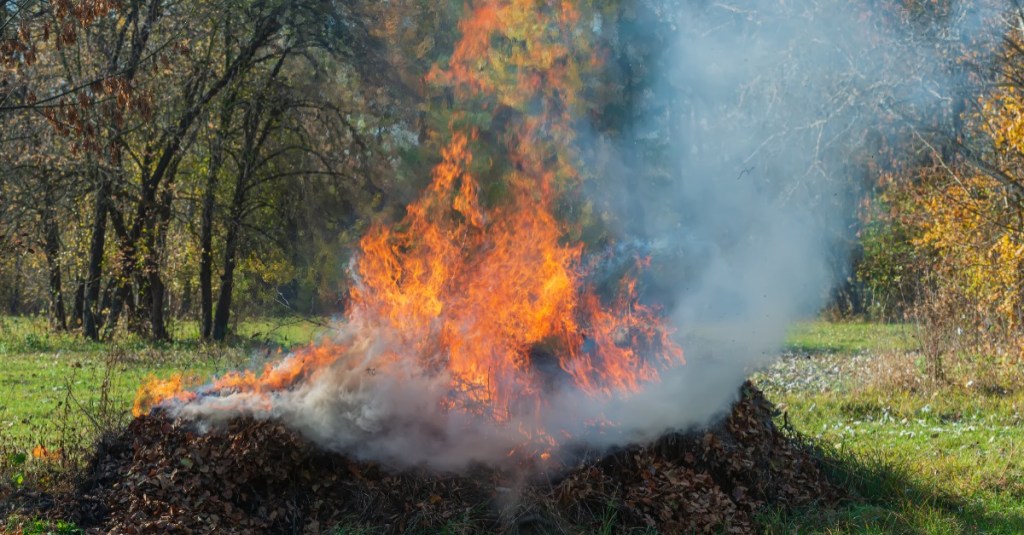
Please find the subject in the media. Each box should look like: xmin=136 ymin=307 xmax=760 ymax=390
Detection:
xmin=863 ymin=27 xmax=1024 ymax=362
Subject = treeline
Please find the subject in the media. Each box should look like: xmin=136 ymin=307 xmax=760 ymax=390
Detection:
xmin=0 ymin=0 xmax=425 ymax=340
xmin=0 ymin=0 xmax=657 ymax=343
xmin=3 ymin=0 xmax=1024 ymax=360
xmin=858 ymin=7 xmax=1024 ymax=363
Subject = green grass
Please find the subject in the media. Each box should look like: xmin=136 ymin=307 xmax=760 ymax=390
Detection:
xmin=784 ymin=320 xmax=921 ymax=354
xmin=167 ymin=316 xmax=330 ymax=348
xmin=0 ymin=346 xmax=243 ymax=449
xmin=3 ymin=517 xmax=83 ymax=534
xmin=757 ymin=321 xmax=1024 ymax=534
xmin=0 ymin=315 xmax=329 ymax=354
xmin=0 ymin=315 xmax=327 ymax=475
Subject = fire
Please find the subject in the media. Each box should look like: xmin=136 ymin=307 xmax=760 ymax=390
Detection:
xmin=133 ymin=373 xmax=199 ymax=417
xmin=352 ymin=130 xmax=682 ymax=418
xmin=134 ymin=0 xmax=684 ymax=453
xmin=31 ymin=444 xmax=61 ymax=462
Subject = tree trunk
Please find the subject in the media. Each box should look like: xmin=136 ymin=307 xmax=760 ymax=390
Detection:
xmin=211 ymin=147 xmax=252 ymax=342
xmin=100 ymin=204 xmax=131 ymax=337
xmin=103 ymin=281 xmax=132 ymax=339
xmin=138 ymin=189 xmax=174 ymax=342
xmin=200 ymin=171 xmax=217 ymax=340
xmin=42 ymin=184 xmax=67 ymax=330
xmin=43 ymin=225 xmax=67 ymax=330
xmin=200 ymin=97 xmax=234 ymax=340
xmin=147 ymin=269 xmax=169 ymax=341
xmin=8 ymin=255 xmax=21 ymax=315
xmin=213 ymin=151 xmax=251 ymax=341
xmin=83 ymin=175 xmax=109 ymax=339
xmin=211 ymin=215 xmax=240 ymax=341
xmin=211 ymin=60 xmax=284 ymax=341
xmin=150 ymin=187 xmax=175 ymax=341
xmin=71 ymin=282 xmax=84 ymax=330
xmin=106 ymin=7 xmax=282 ymax=341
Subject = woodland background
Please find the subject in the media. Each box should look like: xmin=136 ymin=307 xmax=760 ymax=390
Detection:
xmin=2 ymin=0 xmax=1024 ymax=369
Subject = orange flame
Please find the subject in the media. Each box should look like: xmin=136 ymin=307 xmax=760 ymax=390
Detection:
xmin=133 ymin=374 xmax=199 ymax=417
xmin=134 ymin=0 xmax=684 ymax=448
xmin=31 ymin=444 xmax=61 ymax=462
xmin=351 ymin=130 xmax=683 ymax=419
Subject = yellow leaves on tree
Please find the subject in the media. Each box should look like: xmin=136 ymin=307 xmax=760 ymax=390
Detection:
xmin=915 ymin=172 xmax=1024 ymax=329
xmin=909 ymin=72 xmax=1024 ymax=353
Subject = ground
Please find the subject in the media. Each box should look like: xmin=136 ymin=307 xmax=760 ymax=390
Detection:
xmin=1 ymin=317 xmax=1022 ymax=533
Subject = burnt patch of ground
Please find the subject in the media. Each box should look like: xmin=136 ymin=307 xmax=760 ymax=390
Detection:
xmin=6 ymin=382 xmax=839 ymax=534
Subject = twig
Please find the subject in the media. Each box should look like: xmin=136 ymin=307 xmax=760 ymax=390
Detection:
xmin=64 ymin=378 xmax=104 ymax=433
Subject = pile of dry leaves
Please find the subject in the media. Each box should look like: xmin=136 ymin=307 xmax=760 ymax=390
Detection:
xmin=7 ymin=382 xmax=839 ymax=534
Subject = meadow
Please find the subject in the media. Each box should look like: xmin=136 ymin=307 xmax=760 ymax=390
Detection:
xmin=0 ymin=316 xmax=327 ymax=468
xmin=758 ymin=322 xmax=1024 ymax=534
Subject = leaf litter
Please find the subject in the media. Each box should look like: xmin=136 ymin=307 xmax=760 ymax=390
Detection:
xmin=2 ymin=382 xmax=839 ymax=534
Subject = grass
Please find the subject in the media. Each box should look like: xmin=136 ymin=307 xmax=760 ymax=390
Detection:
xmin=0 ymin=315 xmax=329 ymax=355
xmin=0 ymin=315 xmax=327 ymax=483
xmin=784 ymin=320 xmax=921 ymax=354
xmin=757 ymin=321 xmax=1024 ymax=534
xmin=2 ymin=517 xmax=82 ymax=534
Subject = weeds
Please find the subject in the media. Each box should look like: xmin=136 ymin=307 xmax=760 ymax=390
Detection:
xmin=2 ymin=517 xmax=83 ymax=534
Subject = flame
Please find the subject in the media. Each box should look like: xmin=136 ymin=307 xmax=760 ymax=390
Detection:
xmin=134 ymin=0 xmax=684 ymax=452
xmin=132 ymin=374 xmax=199 ymax=417
xmin=351 ymin=129 xmax=682 ymax=419
xmin=31 ymin=444 xmax=61 ymax=462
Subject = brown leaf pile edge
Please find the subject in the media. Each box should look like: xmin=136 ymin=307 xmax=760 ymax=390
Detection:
xmin=9 ymin=382 xmax=841 ymax=534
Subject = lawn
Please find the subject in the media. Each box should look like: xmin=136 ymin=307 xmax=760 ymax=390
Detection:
xmin=758 ymin=321 xmax=1024 ymax=534
xmin=0 ymin=316 xmax=328 ymax=463
xmin=2 ymin=318 xmax=1022 ymax=533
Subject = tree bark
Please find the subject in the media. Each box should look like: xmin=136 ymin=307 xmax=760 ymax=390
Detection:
xmin=212 ymin=127 xmax=255 ymax=342
xmin=100 ymin=202 xmax=132 ymax=338
xmin=200 ymin=89 xmax=235 ymax=340
xmin=83 ymin=174 xmax=109 ymax=339
xmin=8 ymin=255 xmax=22 ymax=315
xmin=211 ymin=212 xmax=240 ymax=341
xmin=43 ymin=248 xmax=66 ymax=330
xmin=199 ymin=169 xmax=217 ymax=340
xmin=124 ymin=11 xmax=283 ymax=341
xmin=41 ymin=182 xmax=66 ymax=330
xmin=212 ymin=53 xmax=286 ymax=341
xmin=71 ymin=282 xmax=84 ymax=329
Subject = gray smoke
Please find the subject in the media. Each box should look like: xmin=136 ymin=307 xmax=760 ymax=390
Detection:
xmin=168 ymin=0 xmax=1007 ymax=469
xmin=577 ymin=0 xmax=1006 ymax=442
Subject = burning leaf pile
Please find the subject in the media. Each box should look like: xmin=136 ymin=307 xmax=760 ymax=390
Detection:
xmin=132 ymin=0 xmax=685 ymax=464
xmin=30 ymin=383 xmax=836 ymax=534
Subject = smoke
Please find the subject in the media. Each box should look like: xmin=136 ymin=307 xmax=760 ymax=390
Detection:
xmin=579 ymin=0 xmax=1006 ymax=441
xmin=163 ymin=0 xmax=1006 ymax=469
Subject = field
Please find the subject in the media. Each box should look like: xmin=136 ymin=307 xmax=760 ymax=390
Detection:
xmin=0 ymin=317 xmax=327 ymax=460
xmin=1 ymin=318 xmax=1023 ymax=533
xmin=758 ymin=322 xmax=1024 ymax=534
